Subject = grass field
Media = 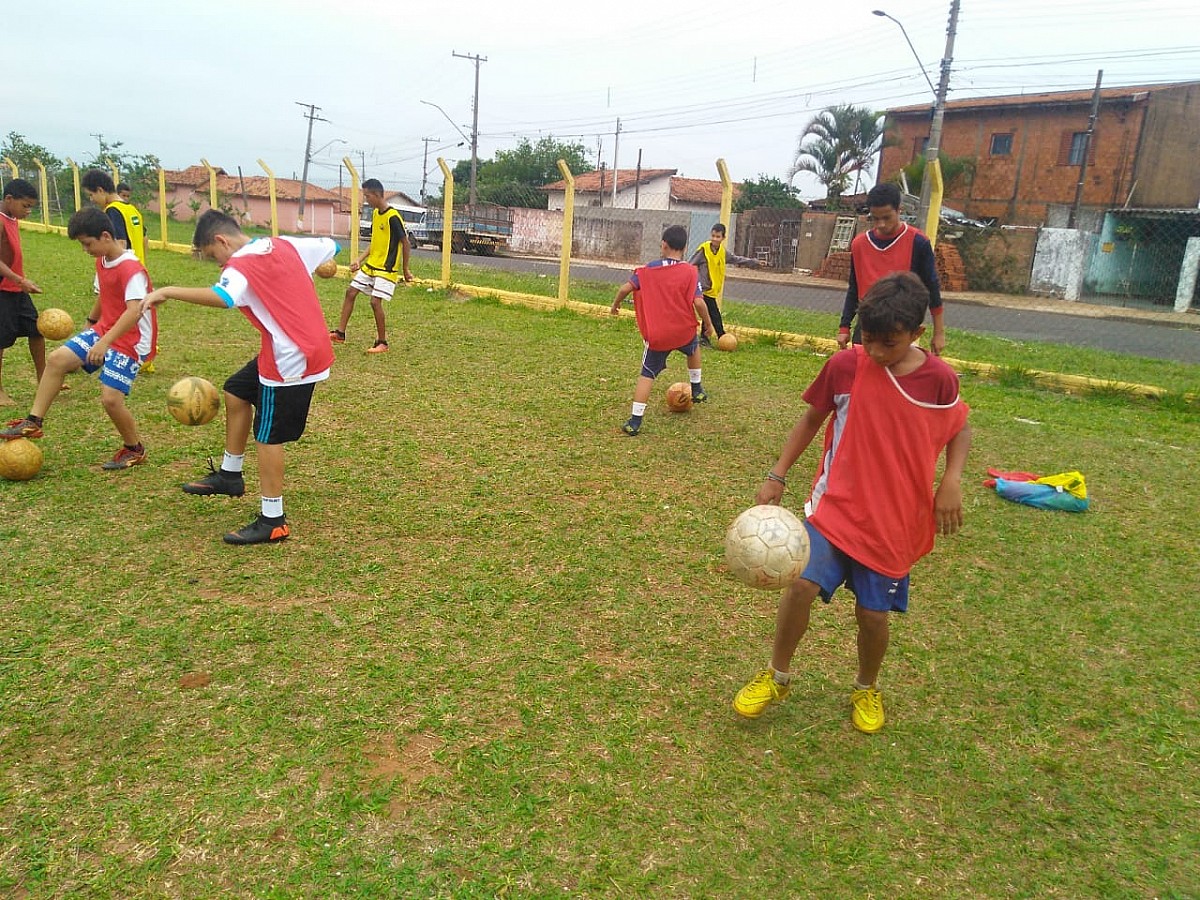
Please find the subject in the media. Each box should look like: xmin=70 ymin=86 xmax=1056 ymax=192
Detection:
xmin=2 ymin=229 xmax=1198 ymax=897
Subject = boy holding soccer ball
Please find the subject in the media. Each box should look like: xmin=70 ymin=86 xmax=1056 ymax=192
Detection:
xmin=610 ymin=224 xmax=714 ymax=436
xmin=732 ymin=272 xmax=971 ymax=733
xmin=143 ymin=211 xmax=338 ymax=545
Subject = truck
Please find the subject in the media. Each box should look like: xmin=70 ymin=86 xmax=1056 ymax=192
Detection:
xmin=422 ymin=204 xmax=513 ymax=255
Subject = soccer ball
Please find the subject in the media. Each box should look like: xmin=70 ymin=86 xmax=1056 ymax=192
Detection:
xmin=167 ymin=376 xmax=221 ymax=426
xmin=724 ymin=504 xmax=810 ymax=590
xmin=37 ymin=308 xmax=75 ymax=341
xmin=0 ymin=438 xmax=43 ymax=481
xmin=717 ymin=333 xmax=738 ymax=352
xmin=314 ymin=259 xmax=339 ymax=279
xmin=666 ymin=382 xmax=693 ymax=412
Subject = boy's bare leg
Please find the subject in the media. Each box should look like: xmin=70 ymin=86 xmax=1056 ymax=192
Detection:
xmin=28 ymin=347 xmax=81 ymax=418
xmin=29 ymin=334 xmax=46 ymax=382
xmin=632 ymin=374 xmax=654 ymax=405
xmin=223 ymin=392 xmax=252 ymax=456
xmin=335 ymin=287 xmax=360 ymax=334
xmin=854 ymin=605 xmax=890 ymax=687
xmin=369 ymin=296 xmax=387 ymax=343
xmin=0 ymin=350 xmax=11 ymax=406
xmin=770 ymin=578 xmax=821 ymax=673
xmin=99 ymin=385 xmax=142 ymax=446
xmin=255 ymin=442 xmax=284 ymax=499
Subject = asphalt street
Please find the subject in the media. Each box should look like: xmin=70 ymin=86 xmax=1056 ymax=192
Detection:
xmin=414 ymin=248 xmax=1200 ymax=365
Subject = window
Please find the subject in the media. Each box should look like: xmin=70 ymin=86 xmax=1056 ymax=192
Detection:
xmin=990 ymin=133 xmax=1014 ymax=156
xmin=1067 ymin=132 xmax=1089 ymax=166
xmin=912 ymin=136 xmax=929 ymax=160
xmin=1058 ymin=130 xmax=1096 ymax=166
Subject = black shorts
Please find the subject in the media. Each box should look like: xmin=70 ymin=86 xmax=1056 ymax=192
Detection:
xmin=0 ymin=291 xmax=39 ymax=349
xmin=224 ymin=358 xmax=318 ymax=445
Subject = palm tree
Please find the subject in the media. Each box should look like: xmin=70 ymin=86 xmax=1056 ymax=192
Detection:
xmin=788 ymin=105 xmax=886 ymax=205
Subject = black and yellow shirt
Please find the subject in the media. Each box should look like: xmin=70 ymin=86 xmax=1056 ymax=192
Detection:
xmin=105 ymin=200 xmax=146 ymax=265
xmin=362 ymin=207 xmax=407 ymax=283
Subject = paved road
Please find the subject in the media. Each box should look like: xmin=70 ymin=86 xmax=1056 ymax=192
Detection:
xmin=414 ymin=249 xmax=1200 ymax=365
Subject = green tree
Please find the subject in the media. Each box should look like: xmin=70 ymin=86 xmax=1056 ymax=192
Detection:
xmin=1 ymin=132 xmax=72 ymax=217
xmin=898 ymin=151 xmax=976 ymax=198
xmin=733 ymin=175 xmax=805 ymax=213
xmin=439 ymin=137 xmax=591 ymax=208
xmin=788 ymin=105 xmax=886 ymax=206
xmin=82 ymin=134 xmax=161 ymax=203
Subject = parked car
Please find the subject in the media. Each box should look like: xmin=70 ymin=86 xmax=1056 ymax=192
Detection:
xmin=359 ymin=202 xmax=429 ymax=243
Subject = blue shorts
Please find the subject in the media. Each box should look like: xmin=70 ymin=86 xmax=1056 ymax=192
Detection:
xmin=65 ymin=329 xmax=141 ymax=395
xmin=800 ymin=519 xmax=911 ymax=613
xmin=640 ymin=336 xmax=700 ymax=378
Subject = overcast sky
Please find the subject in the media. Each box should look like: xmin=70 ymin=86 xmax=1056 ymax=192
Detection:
xmin=6 ymin=0 xmax=1198 ymax=200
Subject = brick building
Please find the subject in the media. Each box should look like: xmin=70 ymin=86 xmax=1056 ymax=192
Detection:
xmin=878 ymin=82 xmax=1200 ymax=226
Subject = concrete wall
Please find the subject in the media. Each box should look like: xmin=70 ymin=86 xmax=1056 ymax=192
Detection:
xmin=509 ymin=207 xmax=563 ymax=256
xmin=1132 ymin=83 xmax=1200 ymax=208
xmin=508 ymin=206 xmax=732 ymax=264
xmin=1030 ymin=227 xmax=1095 ymax=300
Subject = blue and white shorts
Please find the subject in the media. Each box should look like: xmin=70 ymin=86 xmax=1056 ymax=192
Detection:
xmin=65 ymin=329 xmax=141 ymax=395
xmin=800 ymin=519 xmax=911 ymax=613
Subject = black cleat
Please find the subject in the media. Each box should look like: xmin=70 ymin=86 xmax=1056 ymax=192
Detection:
xmin=182 ymin=458 xmax=245 ymax=497
xmin=223 ymin=515 xmax=290 ymax=545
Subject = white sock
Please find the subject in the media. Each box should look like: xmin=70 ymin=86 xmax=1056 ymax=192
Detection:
xmin=689 ymin=368 xmax=702 ymax=384
xmin=854 ymin=680 xmax=875 ymax=691
xmin=261 ymin=496 xmax=284 ymax=519
xmin=222 ymin=452 xmax=245 ymax=473
xmin=631 ymin=402 xmax=647 ymax=417
xmin=771 ymin=667 xmax=791 ymax=685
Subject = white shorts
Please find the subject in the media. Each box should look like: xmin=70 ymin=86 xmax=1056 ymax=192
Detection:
xmin=350 ymin=269 xmax=397 ymax=301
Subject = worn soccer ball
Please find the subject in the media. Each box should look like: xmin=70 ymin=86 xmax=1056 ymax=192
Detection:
xmin=167 ymin=376 xmax=221 ymax=426
xmin=666 ymin=382 xmax=693 ymax=412
xmin=724 ymin=504 xmax=811 ymax=590
xmin=314 ymin=259 xmax=339 ymax=279
xmin=716 ymin=333 xmax=739 ymax=352
xmin=37 ymin=308 xmax=75 ymax=341
xmin=0 ymin=437 xmax=44 ymax=481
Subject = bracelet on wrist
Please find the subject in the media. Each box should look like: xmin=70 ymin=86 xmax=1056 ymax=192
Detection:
xmin=766 ymin=471 xmax=787 ymax=486
xmin=86 ymin=317 xmax=99 ymax=325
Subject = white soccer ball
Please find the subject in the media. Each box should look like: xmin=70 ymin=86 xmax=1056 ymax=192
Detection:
xmin=724 ymin=504 xmax=811 ymax=590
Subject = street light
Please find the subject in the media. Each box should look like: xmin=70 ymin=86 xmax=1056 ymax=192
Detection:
xmin=420 ymin=100 xmax=471 ymax=146
xmin=872 ymin=10 xmax=937 ymax=98
xmin=873 ymin=2 xmax=960 ymax=235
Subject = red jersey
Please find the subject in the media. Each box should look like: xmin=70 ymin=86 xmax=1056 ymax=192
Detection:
xmin=219 ymin=237 xmax=335 ymax=384
xmin=94 ymin=252 xmax=150 ymax=359
xmin=851 ymin=224 xmax=919 ymax=300
xmin=804 ymin=347 xmax=968 ymax=578
xmin=1 ymin=213 xmax=24 ymax=292
xmin=632 ymin=261 xmax=701 ymax=351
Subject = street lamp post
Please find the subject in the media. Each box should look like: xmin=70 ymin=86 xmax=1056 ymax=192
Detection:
xmin=873 ymin=2 xmax=960 ymax=230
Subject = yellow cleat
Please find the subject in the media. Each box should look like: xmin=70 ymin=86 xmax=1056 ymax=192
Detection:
xmin=733 ymin=669 xmax=791 ymax=719
xmin=851 ymin=687 xmax=885 ymax=733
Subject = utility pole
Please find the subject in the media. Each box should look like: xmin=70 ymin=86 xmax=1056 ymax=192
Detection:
xmin=1070 ymin=70 xmax=1104 ymax=229
xmin=420 ymin=137 xmax=441 ymax=202
xmin=453 ymin=51 xmax=487 ymax=206
xmin=612 ymin=118 xmax=621 ymax=206
xmin=634 ymin=148 xmax=643 ymax=210
xmin=296 ymin=101 xmax=328 ymax=230
xmin=916 ymin=0 xmax=960 ymax=232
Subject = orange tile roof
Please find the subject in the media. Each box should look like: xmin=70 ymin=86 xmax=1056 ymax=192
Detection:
xmin=886 ymin=81 xmax=1199 ymax=116
xmin=164 ymin=166 xmax=342 ymax=202
xmin=542 ymin=168 xmax=677 ymax=192
xmin=670 ymin=176 xmax=740 ymax=205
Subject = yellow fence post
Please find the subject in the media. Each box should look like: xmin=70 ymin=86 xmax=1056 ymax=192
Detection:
xmin=66 ymin=158 xmax=81 ymax=213
xmin=436 ymin=158 xmax=454 ymax=288
xmin=556 ymin=159 xmax=575 ymax=306
xmin=342 ymin=157 xmax=360 ymax=263
xmin=32 ymin=159 xmax=50 ymax=228
xmin=106 ymin=158 xmax=119 ymax=188
xmin=716 ymin=158 xmax=733 ymax=234
xmin=157 ymin=168 xmax=169 ymax=249
xmin=257 ymin=159 xmax=279 ymax=237
xmin=925 ymin=157 xmax=944 ymax=248
xmin=2 ymin=157 xmax=16 ymax=179
xmin=200 ymin=158 xmax=218 ymax=212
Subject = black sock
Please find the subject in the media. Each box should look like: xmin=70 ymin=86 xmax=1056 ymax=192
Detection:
xmin=28 ymin=414 xmax=43 ymax=426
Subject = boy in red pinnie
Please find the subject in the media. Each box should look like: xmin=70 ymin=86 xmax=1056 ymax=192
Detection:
xmin=609 ymin=224 xmax=714 ymax=436
xmin=144 ymin=210 xmax=338 ymax=545
xmin=733 ymin=272 xmax=971 ymax=733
